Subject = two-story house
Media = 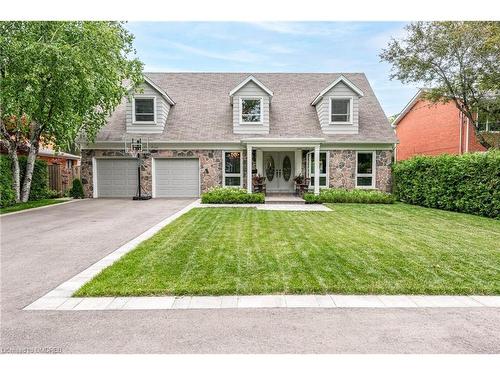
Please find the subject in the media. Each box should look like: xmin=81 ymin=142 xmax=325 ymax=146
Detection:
xmin=392 ymin=89 xmax=487 ymax=161
xmin=79 ymin=73 xmax=396 ymax=198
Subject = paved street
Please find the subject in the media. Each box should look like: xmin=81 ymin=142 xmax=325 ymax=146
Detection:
xmin=1 ymin=199 xmax=499 ymax=353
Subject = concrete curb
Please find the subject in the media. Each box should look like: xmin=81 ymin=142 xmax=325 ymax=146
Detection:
xmin=0 ymin=198 xmax=85 ymax=217
xmin=24 ymin=294 xmax=500 ymax=311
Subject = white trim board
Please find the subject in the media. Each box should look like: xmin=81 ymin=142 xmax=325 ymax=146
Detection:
xmin=229 ymin=75 xmax=274 ymax=98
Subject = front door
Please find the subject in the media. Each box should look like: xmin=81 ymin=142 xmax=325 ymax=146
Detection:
xmin=263 ymin=152 xmax=294 ymax=192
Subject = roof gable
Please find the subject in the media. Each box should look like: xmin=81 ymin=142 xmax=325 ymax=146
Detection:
xmin=391 ymin=89 xmax=425 ymax=127
xmin=311 ymin=75 xmax=364 ymax=105
xmin=130 ymin=76 xmax=176 ymax=105
xmin=229 ymin=75 xmax=274 ymax=98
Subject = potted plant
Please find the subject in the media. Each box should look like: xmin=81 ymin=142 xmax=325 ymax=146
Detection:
xmin=253 ymin=174 xmax=266 ymax=184
xmin=293 ymin=174 xmax=305 ymax=185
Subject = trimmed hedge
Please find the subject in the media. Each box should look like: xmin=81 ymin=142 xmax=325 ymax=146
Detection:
xmin=0 ymin=156 xmax=16 ymax=207
xmin=0 ymin=155 xmax=50 ymax=207
xmin=19 ymin=156 xmax=50 ymax=201
xmin=201 ymin=187 xmax=265 ymax=204
xmin=393 ymin=151 xmax=500 ymax=218
xmin=304 ymin=188 xmax=395 ymax=204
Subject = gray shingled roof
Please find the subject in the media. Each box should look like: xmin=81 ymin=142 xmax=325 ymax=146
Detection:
xmin=96 ymin=72 xmax=396 ymax=144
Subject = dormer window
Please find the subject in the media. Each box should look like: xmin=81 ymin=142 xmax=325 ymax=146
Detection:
xmin=330 ymin=97 xmax=353 ymax=124
xmin=133 ymin=97 xmax=156 ymax=123
xmin=240 ymin=97 xmax=263 ymax=124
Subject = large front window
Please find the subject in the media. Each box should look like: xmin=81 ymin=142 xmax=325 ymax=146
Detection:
xmin=223 ymin=151 xmax=242 ymax=187
xmin=134 ymin=97 xmax=156 ymax=123
xmin=240 ymin=98 xmax=262 ymax=124
xmin=307 ymin=151 xmax=328 ymax=188
xmin=330 ymin=97 xmax=352 ymax=123
xmin=356 ymin=151 xmax=375 ymax=188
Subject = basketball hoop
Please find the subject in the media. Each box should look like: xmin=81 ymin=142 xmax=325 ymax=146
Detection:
xmin=126 ymin=137 xmax=146 ymax=158
xmin=124 ymin=137 xmax=152 ymax=201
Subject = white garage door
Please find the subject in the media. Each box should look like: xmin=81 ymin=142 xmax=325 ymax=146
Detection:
xmin=96 ymin=159 xmax=138 ymax=197
xmin=154 ymin=158 xmax=199 ymax=197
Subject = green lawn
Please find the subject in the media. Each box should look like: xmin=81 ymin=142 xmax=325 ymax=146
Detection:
xmin=0 ymin=198 xmax=68 ymax=215
xmin=75 ymin=204 xmax=500 ymax=297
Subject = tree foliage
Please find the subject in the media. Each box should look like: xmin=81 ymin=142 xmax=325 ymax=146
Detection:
xmin=381 ymin=22 xmax=500 ymax=147
xmin=0 ymin=21 xmax=143 ymax=201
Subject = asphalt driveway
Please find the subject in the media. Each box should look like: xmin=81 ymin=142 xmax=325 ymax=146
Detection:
xmin=1 ymin=198 xmax=499 ymax=354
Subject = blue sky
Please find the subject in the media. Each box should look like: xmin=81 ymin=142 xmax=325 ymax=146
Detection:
xmin=126 ymin=22 xmax=418 ymax=116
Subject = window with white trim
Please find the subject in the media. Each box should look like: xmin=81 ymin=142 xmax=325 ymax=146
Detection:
xmin=133 ymin=97 xmax=156 ymax=123
xmin=356 ymin=151 xmax=376 ymax=188
xmin=307 ymin=151 xmax=328 ymax=188
xmin=240 ymin=97 xmax=263 ymax=124
xmin=223 ymin=151 xmax=243 ymax=187
xmin=330 ymin=97 xmax=352 ymax=123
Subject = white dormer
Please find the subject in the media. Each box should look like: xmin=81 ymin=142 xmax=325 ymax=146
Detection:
xmin=311 ymin=75 xmax=364 ymax=135
xmin=230 ymin=76 xmax=273 ymax=135
xmin=126 ymin=76 xmax=175 ymax=134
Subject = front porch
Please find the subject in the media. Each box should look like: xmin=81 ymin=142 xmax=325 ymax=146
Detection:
xmin=243 ymin=138 xmax=326 ymax=196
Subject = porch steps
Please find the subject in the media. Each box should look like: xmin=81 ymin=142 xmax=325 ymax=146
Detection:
xmin=264 ymin=194 xmax=305 ymax=205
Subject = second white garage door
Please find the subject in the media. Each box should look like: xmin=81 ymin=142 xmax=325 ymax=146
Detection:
xmin=154 ymin=158 xmax=200 ymax=198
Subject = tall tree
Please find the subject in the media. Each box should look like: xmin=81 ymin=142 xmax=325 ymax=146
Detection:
xmin=0 ymin=21 xmax=143 ymax=202
xmin=380 ymin=21 xmax=500 ymax=148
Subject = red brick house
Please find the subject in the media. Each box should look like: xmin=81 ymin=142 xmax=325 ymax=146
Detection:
xmin=392 ymin=90 xmax=486 ymax=161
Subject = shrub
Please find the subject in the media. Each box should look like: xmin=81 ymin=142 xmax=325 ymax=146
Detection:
xmin=393 ymin=151 xmax=500 ymax=218
xmin=69 ymin=178 xmax=85 ymax=199
xmin=0 ymin=156 xmax=16 ymax=208
xmin=304 ymin=188 xmax=395 ymax=204
xmin=47 ymin=189 xmax=63 ymax=198
xmin=201 ymin=187 xmax=265 ymax=204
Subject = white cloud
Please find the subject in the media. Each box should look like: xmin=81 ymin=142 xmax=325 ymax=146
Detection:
xmin=166 ymin=41 xmax=263 ymax=63
xmin=251 ymin=22 xmax=362 ymax=37
xmin=367 ymin=25 xmax=408 ymax=51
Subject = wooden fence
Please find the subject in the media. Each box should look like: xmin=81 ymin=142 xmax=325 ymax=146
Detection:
xmin=48 ymin=165 xmax=81 ymax=193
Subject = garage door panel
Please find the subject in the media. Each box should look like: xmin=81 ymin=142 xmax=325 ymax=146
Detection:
xmin=96 ymin=159 xmax=138 ymax=197
xmin=155 ymin=159 xmax=199 ymax=198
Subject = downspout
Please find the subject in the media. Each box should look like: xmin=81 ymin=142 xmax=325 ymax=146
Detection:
xmin=465 ymin=117 xmax=470 ymax=153
xmin=459 ymin=111 xmax=463 ymax=154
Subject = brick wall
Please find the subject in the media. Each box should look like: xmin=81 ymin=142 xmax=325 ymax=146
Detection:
xmin=395 ymin=99 xmax=486 ymax=161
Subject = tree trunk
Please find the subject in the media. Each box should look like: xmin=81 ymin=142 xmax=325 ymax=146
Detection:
xmin=9 ymin=146 xmax=21 ymax=202
xmin=20 ymin=140 xmax=40 ymax=202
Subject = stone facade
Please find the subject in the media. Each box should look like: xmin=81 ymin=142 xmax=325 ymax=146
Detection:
xmin=81 ymin=149 xmax=224 ymax=198
xmin=328 ymin=150 xmax=356 ymax=189
xmin=81 ymin=148 xmax=392 ymax=198
xmin=375 ymin=150 xmax=393 ymax=192
xmin=328 ymin=150 xmax=393 ymax=192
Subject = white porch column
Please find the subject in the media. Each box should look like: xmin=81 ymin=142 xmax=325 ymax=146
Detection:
xmin=294 ymin=150 xmax=302 ymax=176
xmin=247 ymin=145 xmax=253 ymax=193
xmin=314 ymin=145 xmax=320 ymax=195
xmin=256 ymin=150 xmax=263 ymax=176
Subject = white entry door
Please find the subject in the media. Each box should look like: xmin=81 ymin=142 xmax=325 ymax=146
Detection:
xmin=263 ymin=152 xmax=294 ymax=192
